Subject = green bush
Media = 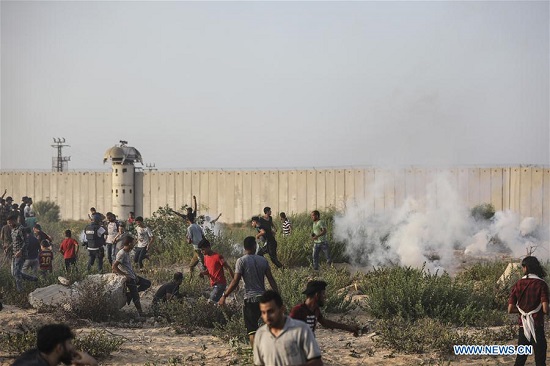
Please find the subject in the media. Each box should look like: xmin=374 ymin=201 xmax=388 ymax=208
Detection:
xmin=33 ymin=201 xmax=61 ymax=223
xmin=0 ymin=328 xmax=124 ymax=360
xmin=0 ymin=266 xmax=33 ymax=308
xmin=160 ymin=297 xmax=240 ymax=333
xmin=455 ymin=261 xmax=517 ymax=311
xmin=144 ymin=206 xmax=190 ymax=264
xmin=361 ymin=265 xmax=505 ymax=326
xmin=375 ymin=318 xmax=477 ymax=355
xmin=74 ymin=329 xmax=124 ymax=359
xmin=272 ymin=266 xmax=354 ymax=314
xmin=375 ymin=317 xmax=517 ymax=356
xmin=61 ymin=278 xmax=125 ymax=322
xmin=0 ymin=330 xmax=37 ymax=355
xmin=213 ymin=312 xmax=248 ymax=344
xmin=471 ymin=203 xmax=495 ymax=221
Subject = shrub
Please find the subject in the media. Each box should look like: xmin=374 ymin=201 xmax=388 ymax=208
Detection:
xmin=0 ymin=266 xmax=32 ymax=308
xmin=375 ymin=317 xmax=517 ymax=356
xmin=33 ymin=201 xmax=61 ymax=223
xmin=144 ymin=206 xmax=190 ymax=264
xmin=61 ymin=277 xmax=124 ymax=322
xmin=213 ymin=312 xmax=248 ymax=344
xmin=272 ymin=266 xmax=354 ymax=314
xmin=455 ymin=260 xmax=517 ymax=311
xmin=74 ymin=329 xmax=125 ymax=359
xmin=0 ymin=330 xmax=37 ymax=355
xmin=361 ymin=265 xmax=505 ymax=326
xmin=471 ymin=203 xmax=495 ymax=221
xmin=160 ymin=297 xmax=240 ymax=333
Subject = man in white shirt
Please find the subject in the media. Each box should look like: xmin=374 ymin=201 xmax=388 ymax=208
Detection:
xmin=254 ymin=290 xmax=323 ymax=366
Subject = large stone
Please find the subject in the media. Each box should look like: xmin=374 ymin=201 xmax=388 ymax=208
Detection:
xmin=74 ymin=273 xmax=127 ymax=309
xmin=28 ymin=284 xmax=73 ymax=309
xmin=28 ymin=273 xmax=127 ymax=310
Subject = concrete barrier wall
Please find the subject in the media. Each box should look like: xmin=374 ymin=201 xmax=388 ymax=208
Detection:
xmin=1 ymin=167 xmax=549 ymax=225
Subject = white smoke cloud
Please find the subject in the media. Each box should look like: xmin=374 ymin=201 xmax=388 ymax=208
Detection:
xmin=334 ymin=172 xmax=549 ymax=273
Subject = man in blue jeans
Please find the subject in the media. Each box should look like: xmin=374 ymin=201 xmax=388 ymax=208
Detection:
xmin=311 ymin=210 xmax=332 ymax=270
xmin=7 ymin=213 xmax=38 ymax=292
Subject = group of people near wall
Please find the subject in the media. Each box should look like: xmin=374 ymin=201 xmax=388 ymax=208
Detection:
xmin=1 ymin=190 xmax=548 ymax=366
xmin=0 ymin=192 xmax=54 ymax=293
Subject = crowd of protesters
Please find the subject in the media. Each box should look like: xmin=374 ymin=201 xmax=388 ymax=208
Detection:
xmin=1 ymin=191 xmax=547 ymax=366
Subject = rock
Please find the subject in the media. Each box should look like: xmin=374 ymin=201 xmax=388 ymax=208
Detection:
xmin=29 ymin=273 xmax=127 ymax=310
xmin=75 ymin=273 xmax=127 ymax=309
xmin=28 ymin=284 xmax=73 ymax=309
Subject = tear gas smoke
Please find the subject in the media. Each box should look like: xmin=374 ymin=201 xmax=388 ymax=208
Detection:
xmin=334 ymin=172 xmax=549 ymax=273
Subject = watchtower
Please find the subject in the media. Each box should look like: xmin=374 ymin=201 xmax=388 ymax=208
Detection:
xmin=103 ymin=141 xmax=142 ymax=220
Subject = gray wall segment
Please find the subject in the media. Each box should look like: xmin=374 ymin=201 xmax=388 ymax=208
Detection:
xmin=0 ymin=167 xmax=549 ymax=225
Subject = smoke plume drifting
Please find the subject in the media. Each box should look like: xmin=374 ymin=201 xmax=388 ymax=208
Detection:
xmin=333 ymin=172 xmax=549 ymax=273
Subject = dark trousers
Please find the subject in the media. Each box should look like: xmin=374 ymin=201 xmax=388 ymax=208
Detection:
xmin=87 ymin=248 xmax=104 ymax=271
xmin=126 ymin=276 xmax=151 ymax=307
xmin=11 ymin=256 xmax=38 ymax=292
xmin=134 ymin=246 xmax=148 ymax=269
xmin=64 ymin=257 xmax=77 ymax=273
xmin=514 ymin=326 xmax=547 ymax=366
xmin=257 ymin=240 xmax=283 ymax=268
xmin=106 ymin=243 xmax=115 ymax=265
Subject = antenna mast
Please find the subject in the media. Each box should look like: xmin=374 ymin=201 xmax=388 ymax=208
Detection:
xmin=51 ymin=137 xmax=71 ymax=172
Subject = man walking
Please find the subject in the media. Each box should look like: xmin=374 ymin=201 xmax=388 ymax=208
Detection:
xmin=311 ymin=210 xmax=332 ymax=270
xmin=105 ymin=212 xmax=123 ymax=265
xmin=254 ymin=290 xmax=323 ymax=366
xmin=134 ymin=216 xmax=154 ymax=270
xmin=219 ymin=236 xmax=278 ymax=346
xmin=84 ymin=215 xmax=106 ymax=272
xmin=7 ymin=213 xmax=38 ymax=292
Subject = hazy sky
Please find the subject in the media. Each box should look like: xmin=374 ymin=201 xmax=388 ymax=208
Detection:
xmin=1 ymin=1 xmax=548 ymax=171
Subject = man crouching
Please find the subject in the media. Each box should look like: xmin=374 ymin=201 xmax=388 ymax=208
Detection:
xmin=112 ymin=236 xmax=151 ymax=319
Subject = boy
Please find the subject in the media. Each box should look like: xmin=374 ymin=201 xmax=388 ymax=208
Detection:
xmin=279 ymin=212 xmax=292 ymax=236
xmin=59 ymin=230 xmax=79 ymax=272
xmin=38 ymin=240 xmax=54 ymax=276
xmin=134 ymin=216 xmax=154 ymax=270
xmin=508 ymin=256 xmax=549 ymax=366
xmin=112 ymin=236 xmax=151 ymax=318
xmin=198 ymin=239 xmax=234 ymax=302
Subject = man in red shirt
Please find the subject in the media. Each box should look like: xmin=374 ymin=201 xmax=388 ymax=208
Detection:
xmin=198 ymin=239 xmax=234 ymax=302
xmin=59 ymin=229 xmax=79 ymax=272
xmin=508 ymin=256 xmax=549 ymax=366
xmin=290 ymin=280 xmax=359 ymax=336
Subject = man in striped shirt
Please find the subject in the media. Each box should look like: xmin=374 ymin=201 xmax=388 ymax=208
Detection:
xmin=279 ymin=212 xmax=292 ymax=236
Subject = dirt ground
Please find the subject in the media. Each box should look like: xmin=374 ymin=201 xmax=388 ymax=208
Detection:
xmin=0 ymin=255 xmax=543 ymax=365
xmin=0 ymin=301 xmax=529 ymax=366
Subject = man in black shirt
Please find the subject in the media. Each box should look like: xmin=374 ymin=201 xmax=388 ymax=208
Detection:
xmin=152 ymin=272 xmax=184 ymax=318
xmin=252 ymin=216 xmax=283 ymax=268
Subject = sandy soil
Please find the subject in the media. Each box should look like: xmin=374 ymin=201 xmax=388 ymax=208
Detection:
xmin=0 ymin=255 xmax=541 ymax=365
xmin=0 ymin=301 xmax=526 ymax=366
